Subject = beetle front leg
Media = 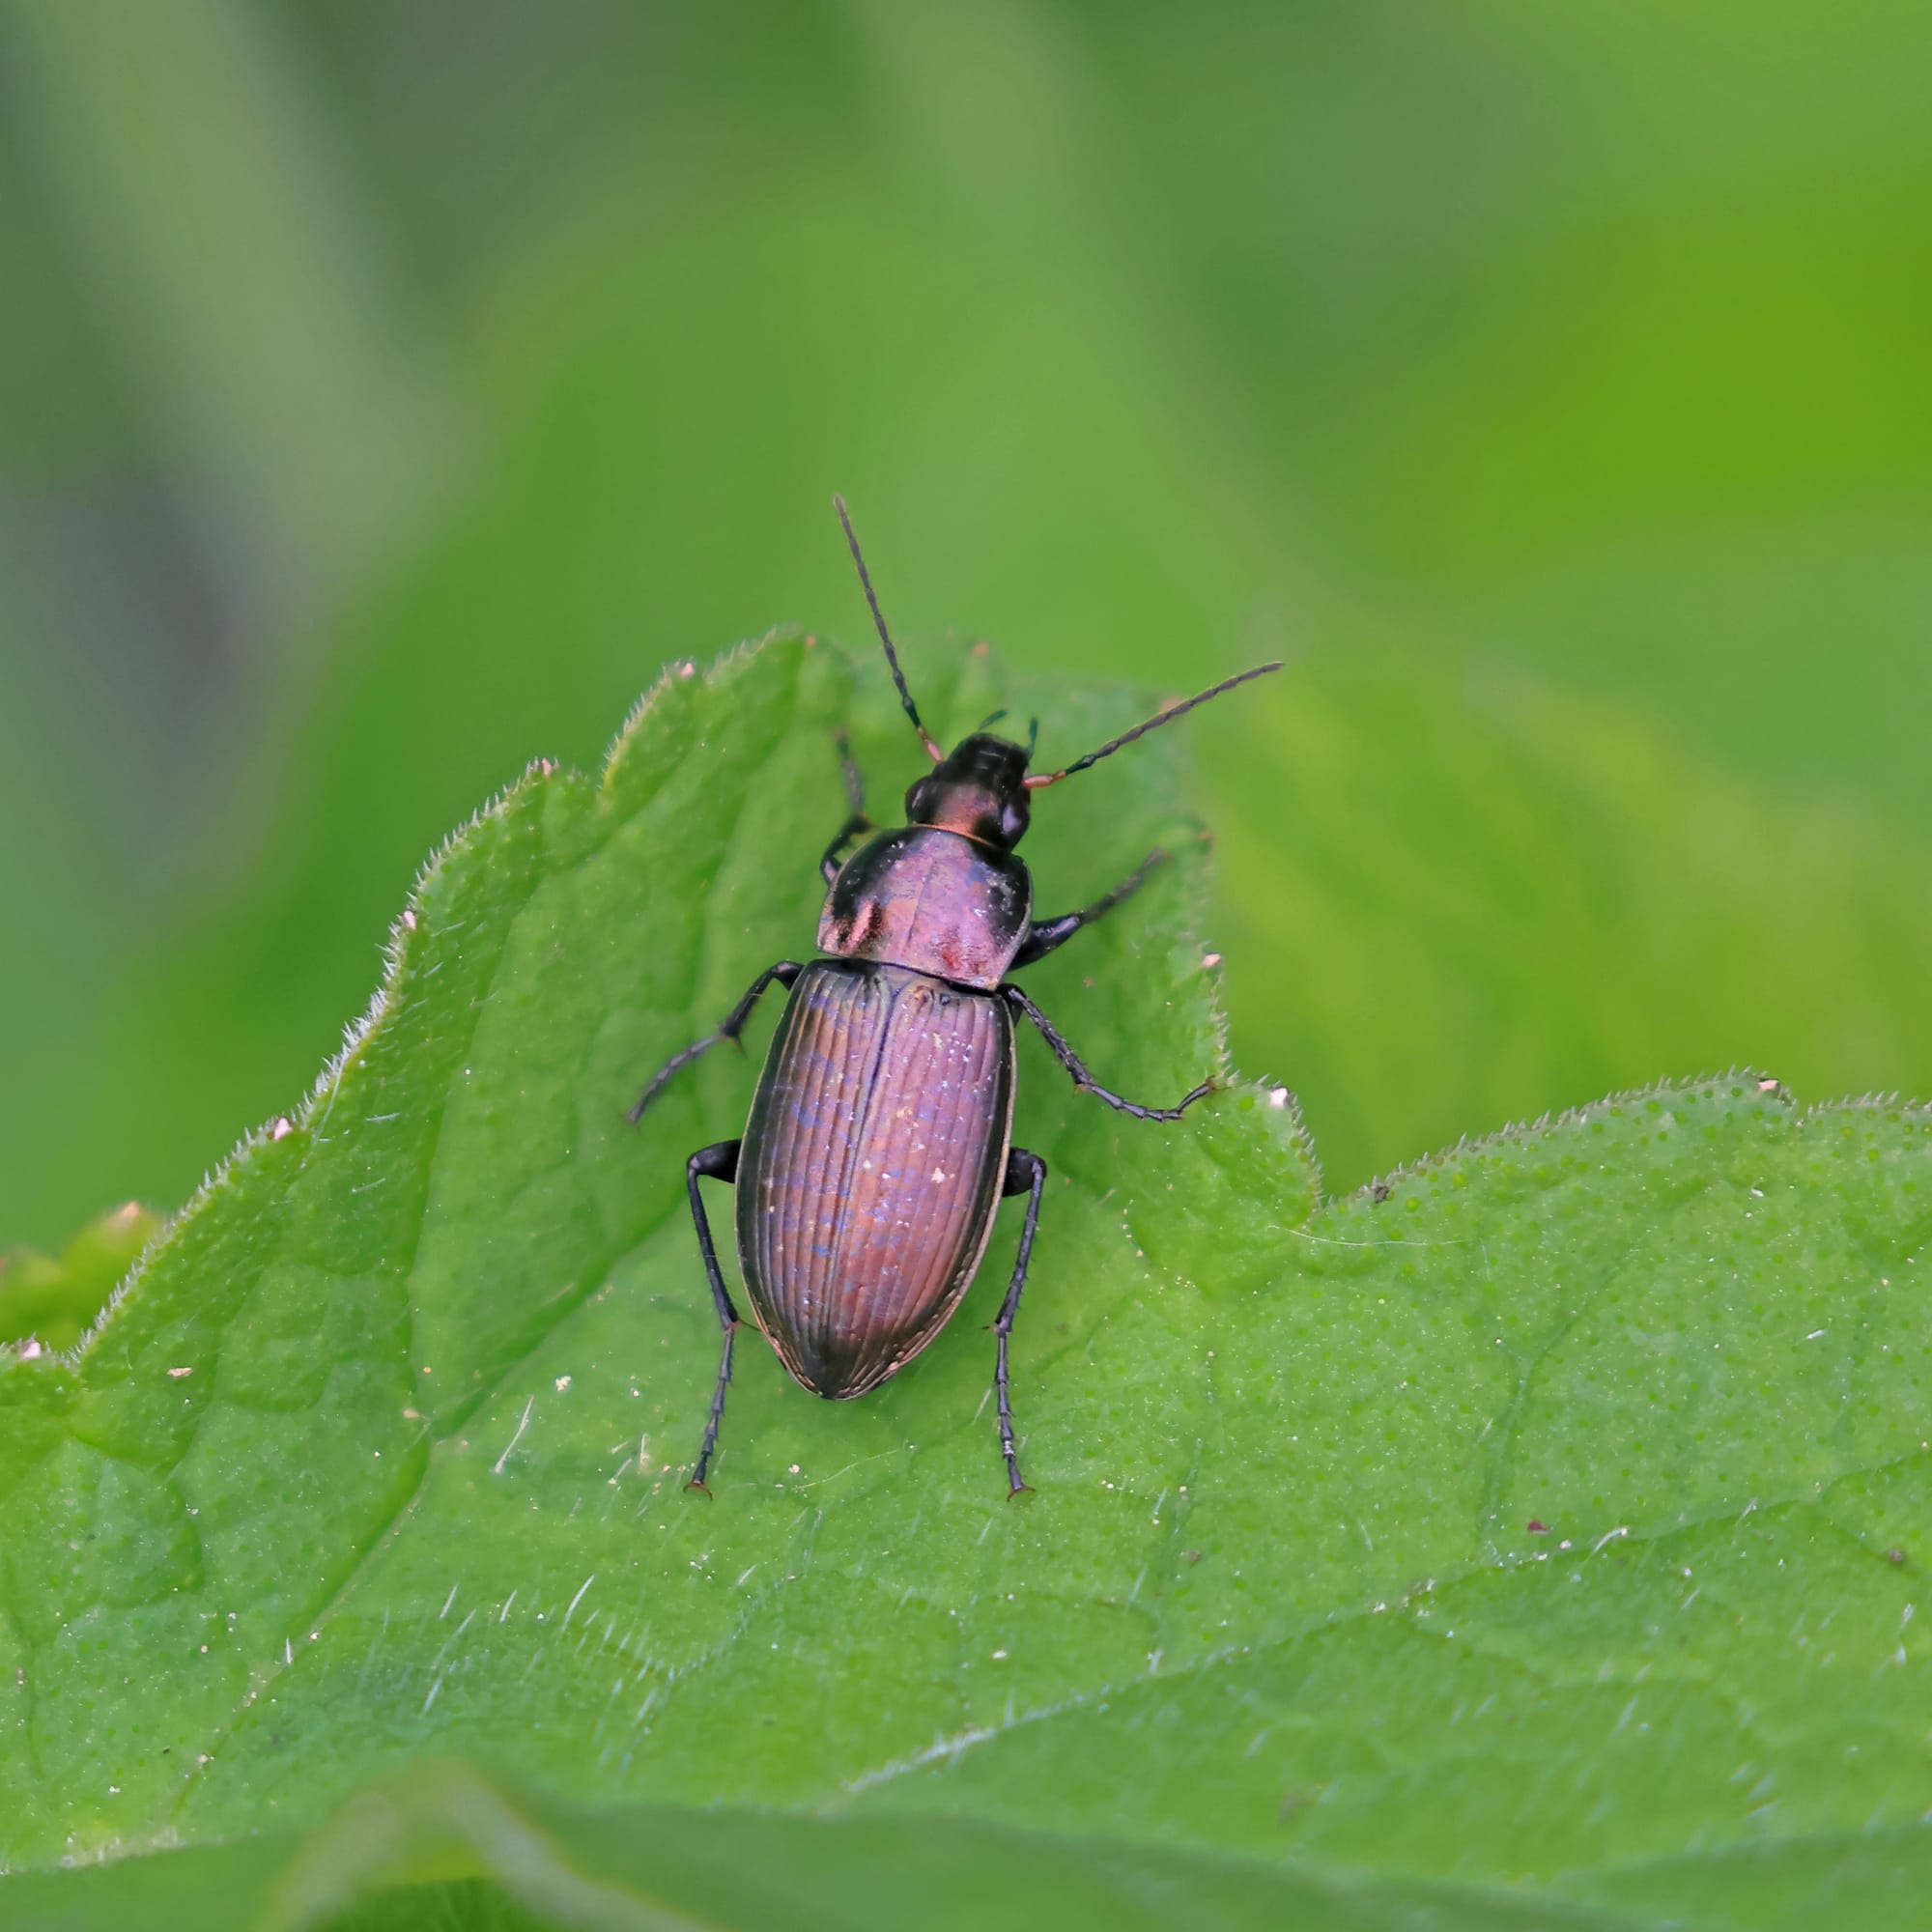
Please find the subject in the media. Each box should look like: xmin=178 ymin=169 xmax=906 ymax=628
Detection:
xmin=628 ymin=962 xmax=803 ymax=1122
xmin=1002 ymin=983 xmax=1215 ymax=1121
xmin=820 ymin=729 xmax=876 ymax=884
xmin=684 ymin=1139 xmax=742 ymax=1495
xmin=993 ymin=1147 xmax=1047 ymax=1497
xmin=1010 ymin=848 xmax=1168 ymax=968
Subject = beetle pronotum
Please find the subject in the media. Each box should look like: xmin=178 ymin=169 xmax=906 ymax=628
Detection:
xmin=632 ymin=500 xmax=1279 ymax=1493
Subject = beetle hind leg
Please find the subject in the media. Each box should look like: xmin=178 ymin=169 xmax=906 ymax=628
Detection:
xmin=993 ymin=1148 xmax=1048 ymax=1497
xmin=684 ymin=1139 xmax=742 ymax=1494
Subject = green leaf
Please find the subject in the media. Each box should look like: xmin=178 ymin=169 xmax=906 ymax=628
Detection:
xmin=0 ymin=1201 xmax=162 ymax=1353
xmin=4 ymin=639 xmax=1930 ymax=1928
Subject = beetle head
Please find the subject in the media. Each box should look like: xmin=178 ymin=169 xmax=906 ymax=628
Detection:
xmin=906 ymin=733 xmax=1032 ymax=850
xmin=834 ymin=494 xmax=1282 ymax=839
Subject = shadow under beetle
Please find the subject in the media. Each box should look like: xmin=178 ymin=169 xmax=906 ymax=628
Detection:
xmin=631 ymin=499 xmax=1279 ymax=1495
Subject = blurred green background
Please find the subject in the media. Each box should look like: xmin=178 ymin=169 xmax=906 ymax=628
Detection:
xmin=2 ymin=0 xmax=1928 ymax=1248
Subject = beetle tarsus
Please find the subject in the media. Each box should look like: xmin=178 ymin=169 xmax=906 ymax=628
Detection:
xmin=684 ymin=1141 xmax=743 ymax=1492
xmin=993 ymin=1148 xmax=1047 ymax=1495
xmin=689 ymin=1322 xmax=733 ymax=1492
xmin=630 ymin=964 xmax=804 ymax=1121
xmin=834 ymin=729 xmax=867 ymax=813
xmin=1003 ymin=984 xmax=1216 ymax=1122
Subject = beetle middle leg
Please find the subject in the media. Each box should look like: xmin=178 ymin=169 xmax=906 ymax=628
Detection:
xmin=628 ymin=961 xmax=803 ymax=1122
xmin=991 ymin=1147 xmax=1047 ymax=1496
xmin=1011 ymin=847 xmax=1169 ymax=968
xmin=683 ymin=1139 xmax=742 ymax=1495
xmin=1002 ymin=984 xmax=1214 ymax=1121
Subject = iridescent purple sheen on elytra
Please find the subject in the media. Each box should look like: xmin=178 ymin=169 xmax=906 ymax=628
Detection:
xmin=738 ymin=960 xmax=1013 ymax=1397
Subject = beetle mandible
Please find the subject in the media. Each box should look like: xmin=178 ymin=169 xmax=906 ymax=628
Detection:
xmin=631 ymin=498 xmax=1279 ymax=1494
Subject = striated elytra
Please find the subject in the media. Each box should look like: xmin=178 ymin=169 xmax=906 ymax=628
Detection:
xmin=631 ymin=499 xmax=1279 ymax=1494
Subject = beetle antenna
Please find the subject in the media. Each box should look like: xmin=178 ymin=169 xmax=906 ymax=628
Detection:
xmin=834 ymin=496 xmax=943 ymax=762
xmin=1024 ymin=661 xmax=1283 ymax=789
xmin=978 ymin=707 xmax=1009 ymax=732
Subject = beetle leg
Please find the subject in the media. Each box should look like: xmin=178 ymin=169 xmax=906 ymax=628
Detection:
xmin=628 ymin=962 xmax=804 ymax=1122
xmin=820 ymin=730 xmax=876 ymax=884
xmin=993 ymin=1148 xmax=1047 ymax=1497
xmin=1002 ymin=983 xmax=1215 ymax=1122
xmin=836 ymin=727 xmax=867 ymax=813
xmin=820 ymin=815 xmax=874 ymax=885
xmin=1010 ymin=848 xmax=1168 ymax=968
xmin=684 ymin=1139 xmax=742 ymax=1495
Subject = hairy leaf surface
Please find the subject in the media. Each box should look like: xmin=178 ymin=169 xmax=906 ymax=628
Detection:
xmin=2 ymin=642 xmax=1927 ymax=1929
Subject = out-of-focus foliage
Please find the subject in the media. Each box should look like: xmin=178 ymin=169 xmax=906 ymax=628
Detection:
xmin=1216 ymin=657 xmax=1932 ymax=1189
xmin=0 ymin=1767 xmax=1635 ymax=1931
xmin=1 ymin=0 xmax=1927 ymax=1242
xmin=0 ymin=1199 xmax=159 ymax=1352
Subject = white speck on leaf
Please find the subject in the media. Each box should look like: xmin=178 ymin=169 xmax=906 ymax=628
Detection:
xmin=493 ymin=1398 xmax=534 ymax=1474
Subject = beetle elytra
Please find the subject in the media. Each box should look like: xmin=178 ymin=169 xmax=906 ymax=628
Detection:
xmin=631 ymin=499 xmax=1279 ymax=1493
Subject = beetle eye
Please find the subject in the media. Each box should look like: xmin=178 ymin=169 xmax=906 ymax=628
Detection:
xmin=906 ymin=777 xmax=937 ymax=821
xmin=1000 ymin=801 xmax=1029 ymax=846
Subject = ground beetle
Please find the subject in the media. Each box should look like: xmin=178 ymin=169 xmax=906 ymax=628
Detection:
xmin=631 ymin=500 xmax=1279 ymax=1494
